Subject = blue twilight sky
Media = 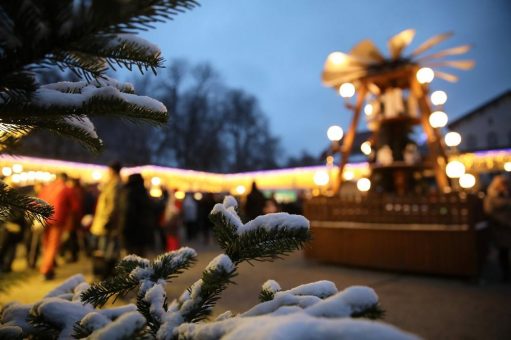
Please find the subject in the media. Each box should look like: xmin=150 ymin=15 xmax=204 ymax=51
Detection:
xmin=139 ymin=0 xmax=511 ymax=158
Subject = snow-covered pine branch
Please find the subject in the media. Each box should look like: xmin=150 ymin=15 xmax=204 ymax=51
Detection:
xmin=209 ymin=196 xmax=311 ymax=263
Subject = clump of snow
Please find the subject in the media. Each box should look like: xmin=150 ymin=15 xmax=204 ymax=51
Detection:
xmin=223 ymin=195 xmax=238 ymax=209
xmin=287 ymin=280 xmax=337 ymax=298
xmin=89 ymin=311 xmax=146 ymax=340
xmin=239 ymin=213 xmax=309 ymax=235
xmin=305 ymin=286 xmax=378 ymax=318
xmin=180 ymin=280 xmax=203 ymax=315
xmin=242 ymin=292 xmax=320 ymax=317
xmin=144 ymin=284 xmax=166 ymax=322
xmin=64 ymin=116 xmax=98 ymax=139
xmin=45 ymin=274 xmax=86 ymax=298
xmin=177 ymin=313 xmax=418 ymax=340
xmin=99 ymin=305 xmax=137 ymax=319
xmin=168 ymin=247 xmax=197 ymax=266
xmin=210 ymin=203 xmax=244 ymax=230
xmin=131 ymin=266 xmax=154 ymax=280
xmin=122 ymin=254 xmax=150 ymax=267
xmin=34 ymin=84 xmax=167 ymax=113
xmin=262 ymin=280 xmax=281 ymax=294
xmin=79 ymin=312 xmax=110 ymax=333
xmin=32 ymin=298 xmax=93 ymax=339
xmin=0 ymin=302 xmax=35 ymax=334
xmin=110 ymin=34 xmax=161 ymax=57
xmin=215 ymin=311 xmax=233 ymax=321
xmin=206 ymin=254 xmax=235 ymax=273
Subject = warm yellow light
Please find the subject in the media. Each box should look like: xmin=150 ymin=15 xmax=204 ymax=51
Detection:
xmin=360 ymin=141 xmax=372 ymax=155
xmin=2 ymin=167 xmax=12 ymax=177
xmin=431 ymin=90 xmax=447 ymax=106
xmin=91 ymin=170 xmax=103 ymax=182
xmin=343 ymin=170 xmax=355 ymax=181
xmin=11 ymin=174 xmax=21 ymax=184
xmin=429 ymin=111 xmax=448 ymax=128
xmin=504 ymin=162 xmax=511 ymax=172
xmin=193 ymin=192 xmax=203 ymax=200
xmin=459 ymin=173 xmax=476 ymax=189
xmin=339 ymin=83 xmax=355 ymax=98
xmin=235 ymin=185 xmax=246 ymax=195
xmin=364 ymin=104 xmax=373 ymax=116
xmin=12 ymin=164 xmax=23 ymax=173
xmin=313 ymin=170 xmax=330 ymax=186
xmin=416 ymin=67 xmax=435 ymax=84
xmin=444 ymin=132 xmax=461 ymax=147
xmin=175 ymin=190 xmax=185 ymax=200
xmin=151 ymin=176 xmax=161 ymax=186
xmin=328 ymin=52 xmax=347 ymax=65
xmin=446 ymin=160 xmax=465 ymax=178
xmin=149 ymin=187 xmax=163 ymax=198
xmin=357 ymin=178 xmax=371 ymax=192
xmin=327 ymin=125 xmax=343 ymax=141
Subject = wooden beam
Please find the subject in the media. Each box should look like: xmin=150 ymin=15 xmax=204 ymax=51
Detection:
xmin=410 ymin=76 xmax=450 ymax=191
xmin=334 ymin=86 xmax=368 ymax=194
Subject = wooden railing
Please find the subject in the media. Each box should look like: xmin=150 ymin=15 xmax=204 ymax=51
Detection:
xmin=304 ymin=193 xmax=484 ymax=227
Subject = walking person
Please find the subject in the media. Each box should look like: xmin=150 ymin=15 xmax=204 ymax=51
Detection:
xmin=245 ymin=182 xmax=266 ymax=221
xmin=123 ymin=173 xmax=154 ymax=257
xmin=38 ymin=173 xmax=73 ymax=280
xmin=182 ymin=193 xmax=198 ymax=241
xmin=484 ymin=175 xmax=511 ymax=282
xmin=90 ymin=162 xmax=124 ymax=278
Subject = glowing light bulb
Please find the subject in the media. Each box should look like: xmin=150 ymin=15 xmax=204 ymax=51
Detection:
xmin=313 ymin=171 xmax=330 ymax=186
xmin=459 ymin=173 xmax=476 ymax=189
xmin=416 ymin=67 xmax=435 ymax=84
xmin=235 ymin=185 xmax=246 ymax=195
xmin=194 ymin=192 xmax=203 ymax=200
xmin=149 ymin=187 xmax=163 ymax=198
xmin=364 ymin=104 xmax=373 ymax=116
xmin=327 ymin=125 xmax=343 ymax=141
xmin=91 ymin=170 xmax=103 ymax=182
xmin=444 ymin=132 xmax=461 ymax=147
xmin=429 ymin=111 xmax=448 ymax=128
xmin=446 ymin=160 xmax=465 ymax=178
xmin=357 ymin=178 xmax=371 ymax=192
xmin=339 ymin=83 xmax=355 ymax=98
xmin=328 ymin=52 xmax=347 ymax=65
xmin=360 ymin=141 xmax=372 ymax=156
xmin=12 ymin=164 xmax=23 ymax=173
xmin=151 ymin=176 xmax=161 ymax=186
xmin=504 ymin=162 xmax=511 ymax=172
xmin=431 ymin=90 xmax=447 ymax=106
xmin=343 ymin=170 xmax=355 ymax=181
xmin=175 ymin=191 xmax=185 ymax=200
xmin=2 ymin=167 xmax=12 ymax=177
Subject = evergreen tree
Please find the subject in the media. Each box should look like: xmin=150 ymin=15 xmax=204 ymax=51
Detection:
xmin=0 ymin=0 xmax=198 ymax=221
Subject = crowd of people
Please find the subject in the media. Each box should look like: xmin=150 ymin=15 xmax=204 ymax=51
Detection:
xmin=0 ymin=163 xmax=303 ymax=280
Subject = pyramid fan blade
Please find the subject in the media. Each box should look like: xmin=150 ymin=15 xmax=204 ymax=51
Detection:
xmin=388 ymin=29 xmax=416 ymax=60
xmin=411 ymin=32 xmax=453 ymax=57
xmin=350 ymin=39 xmax=385 ymax=63
xmin=322 ymin=69 xmax=368 ymax=87
xmin=425 ymin=60 xmax=475 ymax=70
xmin=435 ymin=71 xmax=459 ymax=83
xmin=323 ymin=51 xmax=368 ymax=74
xmin=417 ymin=45 xmax=471 ymax=62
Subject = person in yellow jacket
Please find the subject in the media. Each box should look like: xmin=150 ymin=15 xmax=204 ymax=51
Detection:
xmin=90 ymin=162 xmax=124 ymax=266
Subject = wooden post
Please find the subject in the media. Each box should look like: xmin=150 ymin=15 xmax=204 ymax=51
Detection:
xmin=334 ymin=85 xmax=367 ymax=194
xmin=410 ymin=77 xmax=450 ymax=191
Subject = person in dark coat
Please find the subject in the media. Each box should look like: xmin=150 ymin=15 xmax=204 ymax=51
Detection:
xmin=245 ymin=182 xmax=266 ymax=221
xmin=122 ymin=174 xmax=155 ymax=257
xmin=197 ymin=193 xmax=216 ymax=244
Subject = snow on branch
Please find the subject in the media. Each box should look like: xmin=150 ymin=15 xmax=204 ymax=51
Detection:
xmin=210 ymin=196 xmax=311 ymax=263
